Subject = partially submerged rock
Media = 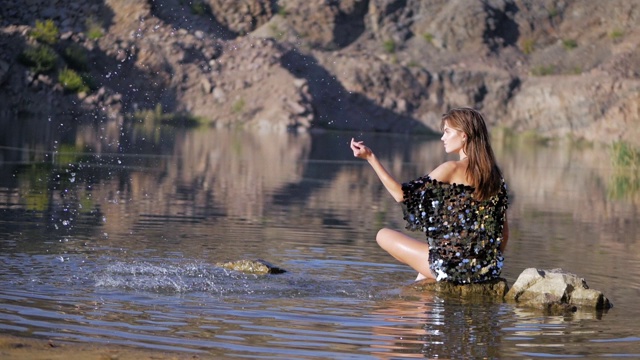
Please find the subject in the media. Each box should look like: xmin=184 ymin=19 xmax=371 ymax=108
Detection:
xmin=505 ymin=268 xmax=612 ymax=313
xmin=408 ymin=268 xmax=612 ymax=316
xmin=409 ymin=277 xmax=509 ymax=300
xmin=216 ymin=259 xmax=286 ymax=275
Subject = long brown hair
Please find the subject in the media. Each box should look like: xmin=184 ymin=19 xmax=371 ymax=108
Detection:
xmin=441 ymin=107 xmax=502 ymax=200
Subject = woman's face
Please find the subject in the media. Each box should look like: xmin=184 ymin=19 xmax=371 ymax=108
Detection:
xmin=441 ymin=121 xmax=466 ymax=154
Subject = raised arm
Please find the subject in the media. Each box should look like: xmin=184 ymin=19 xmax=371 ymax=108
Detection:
xmin=350 ymin=138 xmax=404 ymax=202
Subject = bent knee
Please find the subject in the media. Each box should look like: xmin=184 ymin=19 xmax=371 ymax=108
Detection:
xmin=376 ymin=228 xmax=396 ymax=246
xmin=376 ymin=228 xmax=391 ymax=240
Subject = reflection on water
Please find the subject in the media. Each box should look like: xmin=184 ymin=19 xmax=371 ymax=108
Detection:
xmin=0 ymin=118 xmax=639 ymax=358
xmin=371 ymin=293 xmax=505 ymax=359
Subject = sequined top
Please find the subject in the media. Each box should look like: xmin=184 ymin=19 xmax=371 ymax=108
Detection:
xmin=401 ymin=176 xmax=508 ymax=284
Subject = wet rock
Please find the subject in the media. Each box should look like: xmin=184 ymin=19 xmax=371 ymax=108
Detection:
xmin=409 ymin=277 xmax=509 ymax=300
xmin=216 ymin=259 xmax=287 ymax=275
xmin=408 ymin=267 xmax=612 ymax=316
xmin=505 ymin=268 xmax=612 ymax=313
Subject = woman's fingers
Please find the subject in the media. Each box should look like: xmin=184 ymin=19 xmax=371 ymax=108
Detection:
xmin=350 ymin=138 xmax=361 ymax=151
xmin=350 ymin=138 xmax=370 ymax=158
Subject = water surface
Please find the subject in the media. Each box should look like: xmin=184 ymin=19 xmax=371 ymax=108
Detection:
xmin=1 ymin=121 xmax=639 ymax=358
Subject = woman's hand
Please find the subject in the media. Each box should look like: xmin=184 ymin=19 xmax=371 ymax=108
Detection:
xmin=350 ymin=138 xmax=373 ymax=160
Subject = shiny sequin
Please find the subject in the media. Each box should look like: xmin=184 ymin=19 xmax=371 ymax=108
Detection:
xmin=401 ymin=176 xmax=508 ymax=284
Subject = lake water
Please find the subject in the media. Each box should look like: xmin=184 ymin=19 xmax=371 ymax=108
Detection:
xmin=1 ymin=120 xmax=639 ymax=358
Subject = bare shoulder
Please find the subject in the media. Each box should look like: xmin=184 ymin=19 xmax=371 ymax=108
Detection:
xmin=428 ymin=161 xmax=458 ymax=183
xmin=428 ymin=161 xmax=470 ymax=186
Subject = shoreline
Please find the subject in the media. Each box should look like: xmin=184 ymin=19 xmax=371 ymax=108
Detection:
xmin=0 ymin=334 xmax=202 ymax=360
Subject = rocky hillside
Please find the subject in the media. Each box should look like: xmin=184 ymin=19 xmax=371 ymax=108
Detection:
xmin=1 ymin=0 xmax=639 ymax=145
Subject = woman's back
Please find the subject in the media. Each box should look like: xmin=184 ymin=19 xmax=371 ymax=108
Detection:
xmin=402 ymin=176 xmax=508 ymax=283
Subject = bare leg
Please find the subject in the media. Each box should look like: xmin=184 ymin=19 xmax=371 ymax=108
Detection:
xmin=376 ymin=228 xmax=435 ymax=281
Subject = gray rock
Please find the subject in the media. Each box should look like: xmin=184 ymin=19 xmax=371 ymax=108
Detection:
xmin=505 ymin=268 xmax=612 ymax=313
xmin=212 ymin=87 xmax=226 ymax=102
xmin=200 ymin=78 xmax=212 ymax=94
xmin=407 ymin=268 xmax=612 ymax=316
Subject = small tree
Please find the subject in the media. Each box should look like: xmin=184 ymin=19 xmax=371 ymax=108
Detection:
xmin=19 ymin=44 xmax=58 ymax=73
xmin=31 ymin=19 xmax=59 ymax=45
xmin=58 ymin=67 xmax=90 ymax=93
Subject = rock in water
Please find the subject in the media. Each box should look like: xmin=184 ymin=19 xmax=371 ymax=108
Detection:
xmin=216 ymin=259 xmax=286 ymax=275
xmin=408 ymin=277 xmax=509 ymax=300
xmin=505 ymin=268 xmax=612 ymax=313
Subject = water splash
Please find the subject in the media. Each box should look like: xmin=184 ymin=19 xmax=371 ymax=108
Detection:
xmin=92 ymin=259 xmax=391 ymax=300
xmin=94 ymin=260 xmax=246 ymax=294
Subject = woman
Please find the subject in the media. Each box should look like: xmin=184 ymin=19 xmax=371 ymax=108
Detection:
xmin=350 ymin=107 xmax=509 ymax=284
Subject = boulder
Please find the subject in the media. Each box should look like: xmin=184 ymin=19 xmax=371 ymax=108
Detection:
xmin=407 ymin=268 xmax=612 ymax=316
xmin=505 ymin=268 xmax=612 ymax=313
xmin=216 ymin=259 xmax=287 ymax=275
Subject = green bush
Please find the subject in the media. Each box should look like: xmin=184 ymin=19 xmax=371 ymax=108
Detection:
xmin=58 ymin=67 xmax=90 ymax=93
xmin=190 ymin=0 xmax=208 ymax=15
xmin=232 ymin=98 xmax=245 ymax=114
xmin=383 ymin=39 xmax=396 ymax=54
xmin=562 ymin=39 xmax=577 ymax=50
xmin=609 ymin=141 xmax=640 ymax=200
xmin=130 ymin=103 xmax=206 ymax=127
xmin=85 ymin=16 xmax=104 ymax=40
xmin=422 ymin=33 xmax=434 ymax=44
xmin=62 ymin=43 xmax=88 ymax=71
xmin=19 ymin=44 xmax=58 ymax=73
xmin=277 ymin=4 xmax=289 ymax=17
xmin=531 ymin=65 xmax=555 ymax=76
xmin=610 ymin=29 xmax=624 ymax=40
xmin=612 ymin=141 xmax=640 ymax=168
xmin=30 ymin=19 xmax=59 ymax=45
xmin=521 ymin=38 xmax=535 ymax=55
